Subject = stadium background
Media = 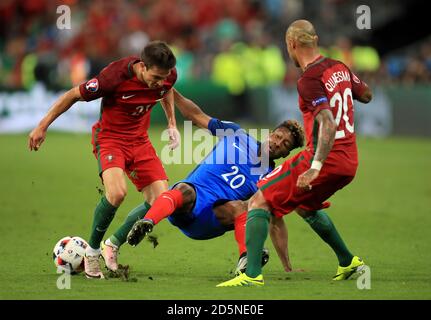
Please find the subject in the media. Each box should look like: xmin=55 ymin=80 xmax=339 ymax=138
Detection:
xmin=0 ymin=0 xmax=430 ymax=300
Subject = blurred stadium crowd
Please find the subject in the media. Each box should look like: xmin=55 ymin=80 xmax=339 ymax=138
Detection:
xmin=1 ymin=0 xmax=430 ymax=93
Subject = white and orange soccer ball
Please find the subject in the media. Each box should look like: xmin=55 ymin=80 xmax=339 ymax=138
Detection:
xmin=52 ymin=236 xmax=88 ymax=274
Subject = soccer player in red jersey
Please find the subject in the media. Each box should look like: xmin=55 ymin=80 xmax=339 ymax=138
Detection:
xmin=217 ymin=20 xmax=373 ymax=287
xmin=28 ymin=41 xmax=180 ymax=279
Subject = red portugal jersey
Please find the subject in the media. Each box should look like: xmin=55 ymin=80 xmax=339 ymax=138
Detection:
xmin=297 ymin=56 xmax=369 ymax=175
xmin=79 ymin=56 xmax=177 ymax=140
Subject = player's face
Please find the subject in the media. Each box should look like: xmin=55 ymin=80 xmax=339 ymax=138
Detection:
xmin=263 ymin=127 xmax=295 ymax=160
xmin=141 ymin=65 xmax=172 ymax=88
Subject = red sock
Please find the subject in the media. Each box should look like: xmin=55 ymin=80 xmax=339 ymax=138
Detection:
xmin=145 ymin=190 xmax=184 ymax=225
xmin=234 ymin=211 xmax=247 ymax=256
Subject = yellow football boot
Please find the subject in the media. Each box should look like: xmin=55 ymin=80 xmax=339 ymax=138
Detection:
xmin=216 ymin=272 xmax=264 ymax=287
xmin=333 ymin=256 xmax=365 ymax=280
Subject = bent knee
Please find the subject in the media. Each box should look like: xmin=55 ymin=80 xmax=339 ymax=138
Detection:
xmin=295 ymin=208 xmax=317 ymax=218
xmin=174 ymin=183 xmax=194 ymax=196
xmin=173 ymin=183 xmax=196 ymax=208
xmin=106 ymin=188 xmax=127 ymax=207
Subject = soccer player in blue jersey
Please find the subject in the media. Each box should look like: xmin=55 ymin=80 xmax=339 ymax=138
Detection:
xmin=102 ymin=89 xmax=305 ymax=274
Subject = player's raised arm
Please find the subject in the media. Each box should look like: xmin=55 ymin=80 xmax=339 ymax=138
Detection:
xmin=172 ymin=88 xmax=211 ymax=129
xmin=160 ymin=89 xmax=180 ymax=150
xmin=173 ymin=88 xmax=242 ymax=136
xmin=28 ymin=86 xmax=83 ymax=151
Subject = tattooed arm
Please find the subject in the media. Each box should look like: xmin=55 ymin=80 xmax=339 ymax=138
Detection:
xmin=313 ymin=109 xmax=337 ymax=164
xmin=296 ymin=109 xmax=336 ymax=189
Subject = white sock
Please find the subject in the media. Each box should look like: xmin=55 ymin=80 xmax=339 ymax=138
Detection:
xmin=105 ymin=238 xmax=118 ymax=249
xmin=86 ymin=246 xmax=101 ymax=257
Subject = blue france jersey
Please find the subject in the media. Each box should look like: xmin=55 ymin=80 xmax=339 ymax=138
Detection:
xmin=184 ymin=119 xmax=274 ymax=202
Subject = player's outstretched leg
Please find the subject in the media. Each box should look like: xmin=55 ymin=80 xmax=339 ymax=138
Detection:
xmin=297 ymin=209 xmax=365 ymax=280
xmin=127 ymin=218 xmax=154 ymax=246
xmin=127 ymin=187 xmax=188 ymax=247
xmin=144 ymin=189 xmax=184 ymax=224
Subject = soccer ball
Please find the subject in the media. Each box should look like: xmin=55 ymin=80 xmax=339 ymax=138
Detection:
xmin=53 ymin=236 xmax=88 ymax=274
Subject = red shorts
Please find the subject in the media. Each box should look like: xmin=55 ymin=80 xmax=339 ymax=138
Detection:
xmin=257 ymin=150 xmax=355 ymax=218
xmin=92 ymin=130 xmax=167 ymax=191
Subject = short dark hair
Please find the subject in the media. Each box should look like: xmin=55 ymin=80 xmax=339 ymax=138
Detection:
xmin=275 ymin=119 xmax=305 ymax=149
xmin=141 ymin=40 xmax=176 ymax=69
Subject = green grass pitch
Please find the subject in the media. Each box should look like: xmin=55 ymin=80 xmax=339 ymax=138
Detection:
xmin=0 ymin=127 xmax=430 ymax=299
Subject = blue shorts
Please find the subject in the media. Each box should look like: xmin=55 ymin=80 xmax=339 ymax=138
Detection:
xmin=167 ymin=181 xmax=229 ymax=240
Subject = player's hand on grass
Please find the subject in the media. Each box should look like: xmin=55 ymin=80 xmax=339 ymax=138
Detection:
xmin=285 ymin=266 xmax=306 ymax=273
xmin=28 ymin=126 xmax=47 ymax=151
xmin=283 ymin=259 xmax=293 ymax=272
xmin=167 ymin=126 xmax=180 ymax=150
xmin=297 ymin=168 xmax=320 ymax=191
xmin=283 ymin=260 xmax=305 ymax=273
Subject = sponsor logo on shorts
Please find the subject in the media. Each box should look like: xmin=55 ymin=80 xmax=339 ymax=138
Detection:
xmin=312 ymin=96 xmax=328 ymax=107
xmin=129 ymin=170 xmax=138 ymax=179
xmin=106 ymin=155 xmax=114 ymax=162
xmin=85 ymin=78 xmax=99 ymax=92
